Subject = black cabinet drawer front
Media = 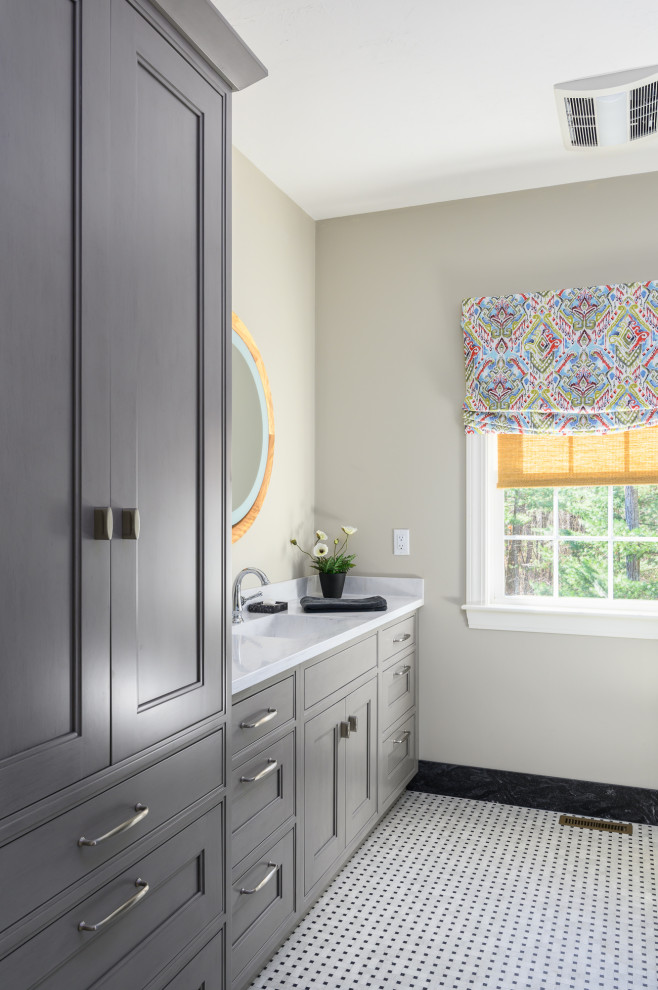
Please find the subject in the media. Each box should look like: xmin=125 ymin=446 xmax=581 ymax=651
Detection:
xmin=378 ymin=614 xmax=416 ymax=663
xmin=231 ymin=828 xmax=295 ymax=981
xmin=232 ymin=677 xmax=295 ymax=758
xmin=304 ymin=636 xmax=376 ymax=710
xmin=381 ymin=649 xmax=416 ymax=731
xmin=380 ymin=714 xmax=416 ymax=805
xmin=231 ymin=732 xmax=295 ymax=870
xmin=1 ymin=803 xmax=224 ymax=990
xmin=0 ymin=731 xmax=223 ymax=939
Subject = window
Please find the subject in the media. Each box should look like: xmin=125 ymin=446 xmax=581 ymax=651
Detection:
xmin=464 ymin=435 xmax=658 ymax=640
xmin=503 ymin=485 xmax=658 ymax=602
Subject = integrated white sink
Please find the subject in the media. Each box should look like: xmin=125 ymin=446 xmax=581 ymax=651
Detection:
xmin=234 ymin=612 xmax=352 ymax=639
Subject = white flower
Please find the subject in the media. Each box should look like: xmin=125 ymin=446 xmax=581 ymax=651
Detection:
xmin=312 ymin=542 xmax=329 ymax=558
xmin=341 ymin=526 xmax=357 ymax=536
xmin=316 ymin=530 xmax=328 ymax=541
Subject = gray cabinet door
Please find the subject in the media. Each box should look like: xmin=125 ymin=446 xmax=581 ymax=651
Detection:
xmin=108 ymin=0 xmax=228 ymax=761
xmin=303 ymin=699 xmax=345 ymax=893
xmin=0 ymin=0 xmax=111 ymax=818
xmin=345 ymin=679 xmax=377 ymax=845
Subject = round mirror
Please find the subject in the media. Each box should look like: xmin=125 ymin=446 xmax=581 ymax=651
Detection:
xmin=232 ymin=313 xmax=274 ymax=542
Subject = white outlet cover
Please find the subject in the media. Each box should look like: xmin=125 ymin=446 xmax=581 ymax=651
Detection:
xmin=393 ymin=529 xmax=410 ymax=555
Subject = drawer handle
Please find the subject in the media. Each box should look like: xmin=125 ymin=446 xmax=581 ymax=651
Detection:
xmin=240 ymin=862 xmax=278 ymax=895
xmin=392 ymin=633 xmax=411 ymax=643
xmin=240 ymin=707 xmax=277 ymax=729
xmin=392 ymin=730 xmax=411 ymax=745
xmin=340 ymin=720 xmax=351 ymax=739
xmin=78 ymin=878 xmax=149 ymax=932
xmin=348 ymin=715 xmax=358 ymax=733
xmin=240 ymin=758 xmax=278 ymax=783
xmin=78 ymin=803 xmax=149 ymax=848
xmin=394 ymin=664 xmax=411 ymax=677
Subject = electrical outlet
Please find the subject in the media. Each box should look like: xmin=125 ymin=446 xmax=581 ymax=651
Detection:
xmin=393 ymin=529 xmax=410 ymax=555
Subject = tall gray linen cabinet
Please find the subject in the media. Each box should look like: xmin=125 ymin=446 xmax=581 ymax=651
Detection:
xmin=0 ymin=2 xmax=265 ymax=987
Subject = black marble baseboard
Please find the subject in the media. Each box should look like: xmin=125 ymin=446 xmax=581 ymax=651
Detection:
xmin=408 ymin=761 xmax=658 ymax=827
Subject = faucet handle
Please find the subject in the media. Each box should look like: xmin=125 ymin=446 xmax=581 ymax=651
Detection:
xmin=241 ymin=590 xmax=263 ymax=606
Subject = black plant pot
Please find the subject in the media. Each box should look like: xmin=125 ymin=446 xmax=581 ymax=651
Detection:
xmin=318 ymin=572 xmax=347 ymax=599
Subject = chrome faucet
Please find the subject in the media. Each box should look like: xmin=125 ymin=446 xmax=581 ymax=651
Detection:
xmin=232 ymin=567 xmax=271 ymax=623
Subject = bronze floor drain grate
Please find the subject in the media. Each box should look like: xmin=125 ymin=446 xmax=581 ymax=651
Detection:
xmin=559 ymin=814 xmax=632 ymax=835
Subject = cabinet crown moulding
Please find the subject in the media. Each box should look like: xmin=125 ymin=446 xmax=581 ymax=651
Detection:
xmin=152 ymin=0 xmax=268 ymax=91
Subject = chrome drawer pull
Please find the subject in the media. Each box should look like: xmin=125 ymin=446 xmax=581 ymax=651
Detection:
xmin=240 ymin=862 xmax=278 ymax=895
xmin=78 ymin=878 xmax=149 ymax=932
xmin=240 ymin=758 xmax=278 ymax=783
xmin=348 ymin=715 xmax=358 ymax=733
xmin=392 ymin=730 xmax=411 ymax=745
xmin=78 ymin=803 xmax=149 ymax=847
xmin=393 ymin=664 xmax=411 ymax=677
xmin=240 ymin=707 xmax=277 ymax=729
xmin=340 ymin=720 xmax=351 ymax=739
xmin=392 ymin=632 xmax=411 ymax=643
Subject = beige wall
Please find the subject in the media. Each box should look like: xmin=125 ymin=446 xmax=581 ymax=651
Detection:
xmin=316 ymin=172 xmax=658 ymax=790
xmin=232 ymin=148 xmax=315 ymax=584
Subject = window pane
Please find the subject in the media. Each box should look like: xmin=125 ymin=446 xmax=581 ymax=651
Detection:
xmin=612 ymin=485 xmax=658 ymax=537
xmin=558 ymin=486 xmax=607 ymax=537
xmin=613 ymin=543 xmax=658 ymax=600
xmin=504 ymin=488 xmax=553 ymax=536
xmin=558 ymin=542 xmax=607 ymax=598
xmin=504 ymin=540 xmax=552 ymax=596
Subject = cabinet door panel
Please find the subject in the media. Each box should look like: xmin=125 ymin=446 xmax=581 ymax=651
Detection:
xmin=303 ymin=700 xmax=345 ymax=894
xmin=0 ymin=0 xmax=111 ymax=817
xmin=345 ymin=679 xmax=377 ymax=844
xmin=109 ymin=0 xmax=228 ymax=761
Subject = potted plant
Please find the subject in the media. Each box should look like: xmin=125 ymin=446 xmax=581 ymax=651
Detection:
xmin=290 ymin=526 xmax=357 ymax=598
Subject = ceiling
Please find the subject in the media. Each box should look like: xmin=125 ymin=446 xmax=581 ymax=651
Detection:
xmin=214 ymin=0 xmax=658 ymax=220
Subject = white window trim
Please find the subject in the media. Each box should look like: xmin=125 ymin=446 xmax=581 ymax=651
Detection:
xmin=463 ymin=434 xmax=658 ymax=640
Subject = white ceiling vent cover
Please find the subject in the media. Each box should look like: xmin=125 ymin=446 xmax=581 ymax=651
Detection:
xmin=555 ymin=65 xmax=658 ymax=150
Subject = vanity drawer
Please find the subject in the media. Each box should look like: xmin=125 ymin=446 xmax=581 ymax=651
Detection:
xmin=0 ymin=730 xmax=223 ymax=939
xmin=232 ymin=676 xmax=295 ymax=759
xmin=380 ymin=648 xmax=416 ymax=731
xmin=304 ymin=636 xmax=376 ymax=710
xmin=231 ymin=827 xmax=295 ymax=983
xmin=0 ymin=803 xmax=224 ymax=990
xmin=378 ymin=614 xmax=415 ymax=663
xmin=232 ymin=731 xmax=295 ymax=870
xmin=160 ymin=931 xmax=224 ymax=990
xmin=380 ymin=714 xmax=416 ymax=807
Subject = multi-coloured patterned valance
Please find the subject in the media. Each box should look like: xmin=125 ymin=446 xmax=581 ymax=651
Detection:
xmin=463 ymin=281 xmax=658 ymax=435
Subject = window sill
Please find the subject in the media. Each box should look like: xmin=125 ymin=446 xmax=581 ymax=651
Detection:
xmin=462 ymin=603 xmax=658 ymax=640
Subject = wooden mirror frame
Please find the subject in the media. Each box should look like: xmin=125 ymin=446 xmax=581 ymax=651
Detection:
xmin=232 ymin=312 xmax=275 ymax=543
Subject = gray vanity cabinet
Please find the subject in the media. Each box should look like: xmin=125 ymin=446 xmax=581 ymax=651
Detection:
xmin=230 ymin=612 xmax=419 ymax=990
xmin=304 ymin=672 xmax=378 ymax=895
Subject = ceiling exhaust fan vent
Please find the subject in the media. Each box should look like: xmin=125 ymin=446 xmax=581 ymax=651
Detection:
xmin=630 ymin=81 xmax=658 ymax=140
xmin=564 ymin=96 xmax=597 ymax=148
xmin=555 ymin=65 xmax=658 ymax=150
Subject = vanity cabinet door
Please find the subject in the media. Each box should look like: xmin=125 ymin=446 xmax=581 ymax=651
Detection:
xmin=0 ymin=0 xmax=111 ymax=818
xmin=108 ymin=0 xmax=228 ymax=762
xmin=303 ymin=699 xmax=346 ymax=893
xmin=345 ymin=679 xmax=377 ymax=845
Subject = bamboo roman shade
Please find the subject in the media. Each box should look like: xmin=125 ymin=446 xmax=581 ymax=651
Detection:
xmin=463 ymin=281 xmax=658 ymax=436
xmin=497 ymin=426 xmax=658 ymax=488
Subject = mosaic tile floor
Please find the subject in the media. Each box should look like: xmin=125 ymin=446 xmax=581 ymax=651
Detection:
xmin=250 ymin=791 xmax=657 ymax=990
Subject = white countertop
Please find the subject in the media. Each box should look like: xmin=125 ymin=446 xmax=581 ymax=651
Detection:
xmin=231 ymin=575 xmax=424 ymax=696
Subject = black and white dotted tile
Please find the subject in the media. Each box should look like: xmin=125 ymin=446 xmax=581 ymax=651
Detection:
xmin=250 ymin=792 xmax=657 ymax=990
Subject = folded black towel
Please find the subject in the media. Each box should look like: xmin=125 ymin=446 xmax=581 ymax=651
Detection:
xmin=300 ymin=595 xmax=387 ymax=613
